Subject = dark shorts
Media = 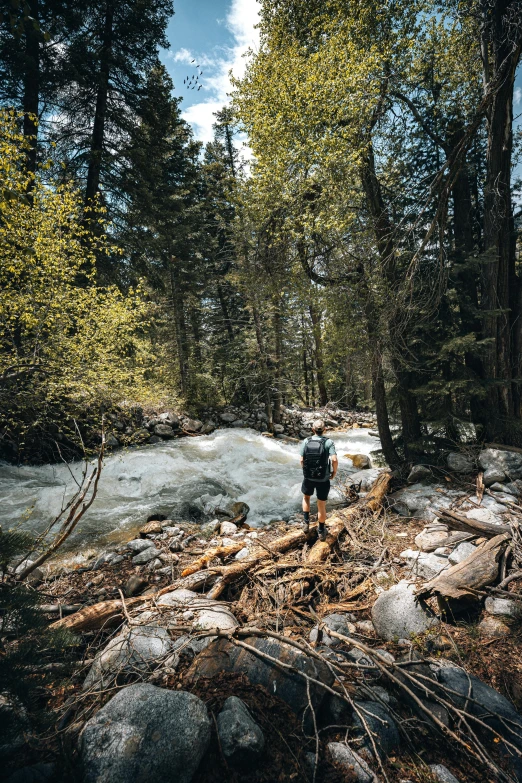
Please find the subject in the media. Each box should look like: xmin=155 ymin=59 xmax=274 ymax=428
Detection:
xmin=301 ymin=478 xmax=331 ymax=501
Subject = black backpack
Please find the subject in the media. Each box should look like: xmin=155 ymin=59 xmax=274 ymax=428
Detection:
xmin=302 ymin=436 xmax=329 ymax=480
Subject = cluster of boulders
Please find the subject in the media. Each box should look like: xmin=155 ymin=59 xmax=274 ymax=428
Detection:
xmin=101 ymin=404 xmax=377 ymax=451
xmin=72 ymin=583 xmax=522 ymax=783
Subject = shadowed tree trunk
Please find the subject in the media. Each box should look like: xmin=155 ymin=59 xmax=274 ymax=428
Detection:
xmin=84 ymin=0 xmax=115 ymax=209
xmin=23 ymin=0 xmax=40 ymax=188
xmin=309 ymin=303 xmax=328 ymax=406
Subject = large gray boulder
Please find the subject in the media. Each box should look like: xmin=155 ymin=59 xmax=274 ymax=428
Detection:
xmin=446 ymin=452 xmax=473 ymax=473
xmin=154 ymin=423 xmax=175 ymax=438
xmin=485 ymin=596 xmax=522 ymax=619
xmin=352 ymin=700 xmax=400 ymax=756
xmin=371 ymin=581 xmax=439 ymax=641
xmin=429 ymin=764 xmax=461 ymax=783
xmin=479 ymin=448 xmax=522 ymax=480
xmin=217 ymin=696 xmax=265 ymax=766
xmin=83 ymin=626 xmax=173 ymax=690
xmin=400 ymin=549 xmax=449 ymax=580
xmin=80 ymin=684 xmax=210 ymax=783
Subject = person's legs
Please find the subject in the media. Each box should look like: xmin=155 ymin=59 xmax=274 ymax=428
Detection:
xmin=316 ymin=482 xmax=330 ymax=541
xmin=302 ymin=494 xmax=311 ymax=531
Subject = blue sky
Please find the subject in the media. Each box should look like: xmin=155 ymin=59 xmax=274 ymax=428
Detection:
xmin=160 ymin=0 xmax=260 ymax=145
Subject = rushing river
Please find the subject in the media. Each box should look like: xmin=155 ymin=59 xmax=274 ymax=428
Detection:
xmin=0 ymin=428 xmax=380 ymax=556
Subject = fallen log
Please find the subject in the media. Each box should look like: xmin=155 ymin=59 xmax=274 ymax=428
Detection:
xmin=416 ymin=533 xmax=511 ymax=601
xmin=439 ymin=509 xmax=511 ymax=538
xmin=181 ymin=542 xmax=245 ymax=577
xmin=50 ymin=596 xmax=146 ymax=632
xmin=306 ymin=471 xmax=391 ymax=563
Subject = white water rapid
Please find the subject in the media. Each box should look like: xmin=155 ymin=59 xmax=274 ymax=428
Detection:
xmin=0 ymin=428 xmax=381 ymax=555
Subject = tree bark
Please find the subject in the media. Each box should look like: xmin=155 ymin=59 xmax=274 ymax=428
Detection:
xmin=23 ymin=0 xmax=40 ymax=186
xmin=84 ymin=0 xmax=115 ymax=208
xmin=170 ymin=263 xmax=190 ymax=397
xmin=480 ymin=1 xmax=522 ymax=428
xmin=309 ymin=303 xmax=328 ymax=405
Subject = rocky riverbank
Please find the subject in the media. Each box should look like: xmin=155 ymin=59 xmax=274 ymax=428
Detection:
xmin=3 ymin=446 xmax=522 ymax=782
xmin=99 ymin=403 xmax=377 ymax=453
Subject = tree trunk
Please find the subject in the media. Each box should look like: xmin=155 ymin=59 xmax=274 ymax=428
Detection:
xmin=480 ymin=1 xmax=521 ymax=429
xmin=309 ymin=303 xmax=327 ymax=405
xmin=252 ymin=304 xmax=273 ymax=428
xmin=217 ymin=283 xmax=234 ymax=340
xmin=272 ymin=304 xmax=283 ymax=424
xmin=84 ymin=0 xmax=115 ymax=208
xmin=372 ymin=351 xmax=400 ymax=467
xmin=23 ymin=0 xmax=40 ymax=186
xmin=170 ymin=264 xmax=190 ymax=397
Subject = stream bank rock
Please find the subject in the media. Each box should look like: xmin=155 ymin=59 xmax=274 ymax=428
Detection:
xmin=80 ymin=684 xmax=210 ymax=783
xmin=371 ymin=581 xmax=439 ymax=641
xmin=327 ymin=742 xmax=375 ymax=783
xmin=83 ymin=626 xmax=173 ymax=690
xmin=216 ymin=696 xmax=265 ymax=766
xmin=188 ymin=636 xmax=334 ymax=720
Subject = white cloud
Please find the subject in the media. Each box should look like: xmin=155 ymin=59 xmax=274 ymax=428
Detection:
xmin=169 ymin=47 xmax=216 ymax=68
xmin=515 ymin=87 xmax=521 ymax=106
xmin=179 ymin=0 xmax=260 ymax=147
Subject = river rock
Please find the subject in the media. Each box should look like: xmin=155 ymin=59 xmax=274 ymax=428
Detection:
xmin=309 ymin=613 xmax=356 ymax=646
xmin=407 ymin=464 xmax=432 ymax=483
xmin=191 ymin=605 xmax=238 ymax=632
xmin=159 ymin=411 xmax=180 ymax=428
xmin=479 ymin=616 xmax=511 ymax=638
xmin=83 ymin=626 xmax=173 ymax=690
xmin=157 ymin=588 xmax=199 ymax=607
xmin=106 ymin=433 xmax=120 ymax=448
xmin=220 ymin=520 xmax=238 ymax=535
xmin=132 ymin=546 xmax=160 ymax=565
xmin=414 ymin=528 xmax=449 ymax=552
xmin=400 ymin=549 xmax=449 ymax=579
xmin=220 ymin=412 xmax=237 ymax=423
xmin=273 ymin=424 xmax=285 ymax=433
xmin=437 ymin=666 xmax=522 ymax=747
xmin=430 ymin=764 xmax=461 ymax=783
xmin=184 ymin=418 xmax=203 ymax=432
xmin=447 ymin=452 xmax=473 ymax=473
xmin=350 ymin=454 xmax=371 ymax=469
xmin=484 ymin=467 xmax=508 ymax=486
xmin=80 ymin=684 xmax=210 ymax=783
xmin=188 ymin=636 xmax=334 ymax=720
xmin=154 ymin=423 xmax=175 ymax=438
xmin=479 ymin=447 xmax=522 ymax=480
xmin=326 ymin=742 xmax=374 ymax=783
xmin=353 ymin=700 xmax=400 ymax=756
xmin=127 ymin=538 xmax=155 ymax=553
xmin=235 ymin=547 xmax=250 ymax=560
xmin=124 ymin=575 xmax=148 ymax=597
xmin=217 ymin=696 xmax=265 ymax=766
xmin=448 ymin=542 xmax=477 ymax=565
xmin=140 ymin=520 xmax=163 ymax=536
xmin=371 ymin=581 xmax=439 ymax=641
xmin=485 ymin=596 xmax=522 ymax=618
xmin=91 ymin=551 xmax=119 ymax=570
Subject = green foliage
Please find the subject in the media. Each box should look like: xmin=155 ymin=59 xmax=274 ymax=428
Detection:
xmin=0 ymin=109 xmax=163 ymax=461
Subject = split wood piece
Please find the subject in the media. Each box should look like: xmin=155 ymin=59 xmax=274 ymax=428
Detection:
xmin=321 ymin=601 xmax=374 ymax=612
xmin=439 ymin=508 xmax=511 ymax=538
xmin=416 ymin=533 xmax=511 ymax=601
xmin=181 ymin=542 xmax=245 ymax=577
xmin=306 ymin=471 xmax=392 ymax=564
xmin=50 ymin=596 xmax=146 ymax=632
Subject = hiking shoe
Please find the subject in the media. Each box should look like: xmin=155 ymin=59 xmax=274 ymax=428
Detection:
xmin=301 ymin=520 xmax=310 ymax=533
xmin=318 ymin=525 xmax=327 ymax=542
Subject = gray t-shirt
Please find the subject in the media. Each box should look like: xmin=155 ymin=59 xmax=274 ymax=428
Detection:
xmin=300 ymin=435 xmax=337 ymax=482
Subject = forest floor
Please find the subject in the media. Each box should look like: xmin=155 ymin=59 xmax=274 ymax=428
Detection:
xmin=11 ymin=470 xmax=521 ymax=783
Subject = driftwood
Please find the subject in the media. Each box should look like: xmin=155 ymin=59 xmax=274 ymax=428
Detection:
xmin=181 ymin=542 xmax=245 ymax=577
xmin=51 ymin=596 xmax=146 ymax=632
xmin=439 ymin=508 xmax=511 ymax=538
xmin=306 ymin=471 xmax=392 ymax=563
xmin=416 ymin=533 xmax=511 ymax=601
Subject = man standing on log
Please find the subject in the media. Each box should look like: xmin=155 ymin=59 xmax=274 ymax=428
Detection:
xmin=300 ymin=419 xmax=338 ymax=541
